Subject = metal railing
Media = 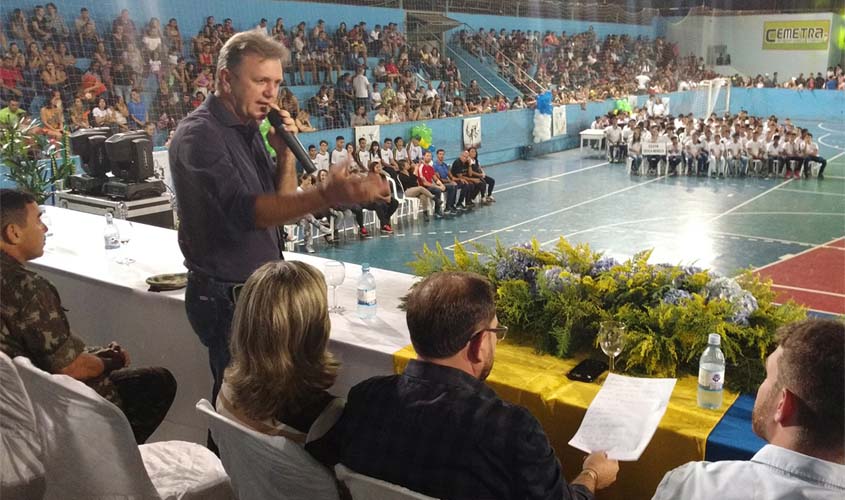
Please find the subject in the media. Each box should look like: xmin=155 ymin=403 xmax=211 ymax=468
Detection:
xmin=444 ymin=44 xmax=504 ymax=98
xmin=450 ymin=24 xmax=543 ymax=97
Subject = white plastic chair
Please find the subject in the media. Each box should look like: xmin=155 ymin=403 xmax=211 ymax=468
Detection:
xmin=334 ymin=464 xmax=438 ymax=500
xmin=749 ymin=158 xmax=763 ymax=176
xmin=387 ymin=177 xmax=419 ymax=222
xmin=0 ymin=353 xmax=45 ymax=500
xmin=196 ymin=399 xmax=340 ymax=500
xmin=14 ymin=357 xmax=232 ymax=500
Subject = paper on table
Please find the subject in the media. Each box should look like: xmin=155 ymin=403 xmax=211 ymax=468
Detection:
xmin=568 ymin=373 xmax=677 ymax=461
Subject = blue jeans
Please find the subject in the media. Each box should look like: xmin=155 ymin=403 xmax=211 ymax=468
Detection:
xmin=185 ymin=271 xmax=240 ymax=406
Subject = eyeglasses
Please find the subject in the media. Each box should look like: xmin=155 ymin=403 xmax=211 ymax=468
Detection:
xmin=470 ymin=325 xmax=508 ymax=343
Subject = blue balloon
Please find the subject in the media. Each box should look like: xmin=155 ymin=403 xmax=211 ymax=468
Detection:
xmin=536 ymin=91 xmax=553 ymax=115
xmin=427 ymin=145 xmax=436 ymax=153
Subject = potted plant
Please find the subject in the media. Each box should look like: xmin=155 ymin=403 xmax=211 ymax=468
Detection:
xmin=1 ymin=117 xmax=75 ymax=204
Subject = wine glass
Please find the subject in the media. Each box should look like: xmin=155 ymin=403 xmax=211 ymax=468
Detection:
xmin=598 ymin=321 xmax=626 ymax=373
xmin=115 ymin=220 xmax=135 ymax=265
xmin=324 ymin=261 xmax=346 ymax=313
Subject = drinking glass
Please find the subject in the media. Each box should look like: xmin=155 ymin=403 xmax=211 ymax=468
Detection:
xmin=598 ymin=321 xmax=626 ymax=373
xmin=115 ymin=220 xmax=135 ymax=265
xmin=324 ymin=261 xmax=346 ymax=313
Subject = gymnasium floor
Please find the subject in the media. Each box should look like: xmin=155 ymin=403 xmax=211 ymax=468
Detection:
xmin=308 ymin=119 xmax=845 ymax=316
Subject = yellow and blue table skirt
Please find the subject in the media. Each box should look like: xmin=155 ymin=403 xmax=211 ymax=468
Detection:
xmin=393 ymin=343 xmax=764 ymax=500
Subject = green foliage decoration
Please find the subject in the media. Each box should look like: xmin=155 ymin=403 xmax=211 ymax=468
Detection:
xmin=408 ymin=237 xmax=807 ymax=393
xmin=1 ymin=118 xmax=74 ymax=204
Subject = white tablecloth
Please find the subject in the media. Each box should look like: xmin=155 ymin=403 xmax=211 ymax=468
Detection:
xmin=32 ymin=207 xmax=414 ymax=443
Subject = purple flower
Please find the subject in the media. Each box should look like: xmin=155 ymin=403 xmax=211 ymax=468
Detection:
xmin=589 ymin=256 xmax=619 ymax=277
xmin=729 ymin=290 xmax=759 ymax=326
xmin=495 ymin=243 xmax=540 ymax=285
xmin=663 ymin=288 xmax=692 ymax=305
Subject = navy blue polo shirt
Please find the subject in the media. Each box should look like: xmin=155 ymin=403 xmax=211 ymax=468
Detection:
xmin=169 ymin=93 xmax=282 ymax=283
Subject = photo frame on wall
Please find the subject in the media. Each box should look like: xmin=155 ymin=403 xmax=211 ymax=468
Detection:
xmin=355 ymin=125 xmax=380 ymax=148
xmin=553 ymin=106 xmax=567 ymax=136
xmin=463 ymin=117 xmax=481 ymax=149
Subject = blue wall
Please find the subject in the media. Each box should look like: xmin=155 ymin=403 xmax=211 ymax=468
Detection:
xmin=729 ymin=88 xmax=845 ymax=122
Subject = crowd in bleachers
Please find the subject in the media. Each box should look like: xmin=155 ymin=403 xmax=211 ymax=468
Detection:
xmin=593 ymin=104 xmax=829 ymax=179
xmin=456 ymin=27 xmax=718 ymax=104
xmin=729 ymin=66 xmax=845 ymax=90
xmin=0 ymin=4 xmax=534 ymax=144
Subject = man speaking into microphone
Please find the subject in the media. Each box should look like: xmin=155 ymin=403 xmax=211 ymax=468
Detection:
xmin=169 ymin=30 xmax=388 ymax=405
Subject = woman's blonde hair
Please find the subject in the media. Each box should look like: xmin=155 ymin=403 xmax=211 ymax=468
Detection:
xmin=226 ymin=260 xmax=338 ymax=421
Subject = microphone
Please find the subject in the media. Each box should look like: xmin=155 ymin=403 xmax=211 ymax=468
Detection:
xmin=267 ymin=108 xmax=317 ymax=174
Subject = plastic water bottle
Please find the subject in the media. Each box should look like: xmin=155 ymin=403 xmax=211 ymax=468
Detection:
xmin=697 ymin=333 xmax=726 ymax=409
xmin=104 ymin=212 xmax=121 ymax=250
xmin=357 ymin=263 xmax=377 ymax=319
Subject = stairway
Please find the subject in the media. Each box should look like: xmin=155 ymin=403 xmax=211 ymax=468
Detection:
xmin=446 ymin=44 xmax=522 ymax=101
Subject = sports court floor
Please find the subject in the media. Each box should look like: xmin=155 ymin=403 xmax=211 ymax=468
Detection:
xmin=309 ymin=119 xmax=845 ymax=316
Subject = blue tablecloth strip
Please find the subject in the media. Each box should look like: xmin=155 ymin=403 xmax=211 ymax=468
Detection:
xmin=705 ymin=394 xmax=767 ymax=462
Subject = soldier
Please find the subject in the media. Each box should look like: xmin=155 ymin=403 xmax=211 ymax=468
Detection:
xmin=0 ymin=189 xmax=176 ymax=444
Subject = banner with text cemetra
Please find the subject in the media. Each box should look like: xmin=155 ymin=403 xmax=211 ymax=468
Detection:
xmin=762 ymin=20 xmax=830 ymax=50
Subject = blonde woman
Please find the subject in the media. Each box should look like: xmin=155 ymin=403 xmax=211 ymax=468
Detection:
xmin=217 ymin=261 xmax=343 ymax=443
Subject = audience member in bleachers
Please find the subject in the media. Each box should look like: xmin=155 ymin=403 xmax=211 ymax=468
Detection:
xmin=307 ymin=271 xmax=619 ymax=499
xmin=0 ymin=189 xmax=177 ymax=444
xmin=653 ymin=319 xmax=844 ymax=499
xmin=0 ymin=96 xmax=26 ymax=127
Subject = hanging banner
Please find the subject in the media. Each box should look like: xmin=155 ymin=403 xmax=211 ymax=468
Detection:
xmin=463 ymin=117 xmax=481 ymax=149
xmin=553 ymin=106 xmax=567 ymax=136
xmin=354 ymin=125 xmax=380 ymax=148
xmin=762 ymin=20 xmax=830 ymax=50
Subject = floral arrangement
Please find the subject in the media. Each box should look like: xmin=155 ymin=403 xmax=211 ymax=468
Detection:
xmin=408 ymin=238 xmax=807 ymax=393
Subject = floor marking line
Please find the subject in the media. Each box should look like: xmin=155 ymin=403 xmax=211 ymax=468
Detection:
xmin=449 ymin=176 xmax=664 ymax=249
xmin=819 ymin=137 xmax=845 ymax=152
xmin=493 ymin=161 xmax=610 ymax=194
xmin=754 ymin=237 xmax=845 ymax=272
xmin=771 ymin=284 xmax=845 ymax=298
xmin=818 ymin=122 xmax=845 ymax=135
xmin=709 ymin=179 xmax=793 ymax=222
xmin=778 ymin=188 xmax=845 ymax=197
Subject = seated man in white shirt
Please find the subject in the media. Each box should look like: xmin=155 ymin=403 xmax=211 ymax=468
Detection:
xmin=725 ymin=133 xmax=747 ymax=177
xmin=604 ymin=118 xmax=625 ymax=163
xmin=745 ymin=131 xmax=766 ymax=177
xmin=801 ymin=133 xmax=827 ymax=179
xmin=708 ymin=134 xmax=726 ymax=177
xmin=653 ymin=319 xmax=844 ymax=500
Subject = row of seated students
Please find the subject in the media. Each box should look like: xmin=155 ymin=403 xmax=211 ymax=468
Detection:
xmin=291 ymin=135 xmax=496 ymax=252
xmin=2 ymin=187 xmax=843 ymax=499
xmin=599 ymin=111 xmax=829 ymax=179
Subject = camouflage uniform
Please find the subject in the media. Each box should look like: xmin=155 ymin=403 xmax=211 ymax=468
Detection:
xmin=1 ymin=250 xmax=177 ymax=444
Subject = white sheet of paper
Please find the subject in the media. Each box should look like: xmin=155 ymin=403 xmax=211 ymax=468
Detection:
xmin=568 ymin=373 xmax=677 ymax=461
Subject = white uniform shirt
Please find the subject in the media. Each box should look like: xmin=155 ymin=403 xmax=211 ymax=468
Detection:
xmin=709 ymin=140 xmax=725 ymax=158
xmin=407 ymin=143 xmax=423 ymax=163
xmin=314 ymin=152 xmax=330 ymax=170
xmin=747 ymin=140 xmax=764 ymax=157
xmin=352 ymin=74 xmax=370 ymax=99
xmin=330 ymin=148 xmax=348 ymax=167
xmin=727 ymin=140 xmax=744 ymax=158
xmin=380 ymin=147 xmax=394 ymax=167
xmin=652 ymin=445 xmax=845 ymax=500
xmin=605 ymin=126 xmax=623 ymax=144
